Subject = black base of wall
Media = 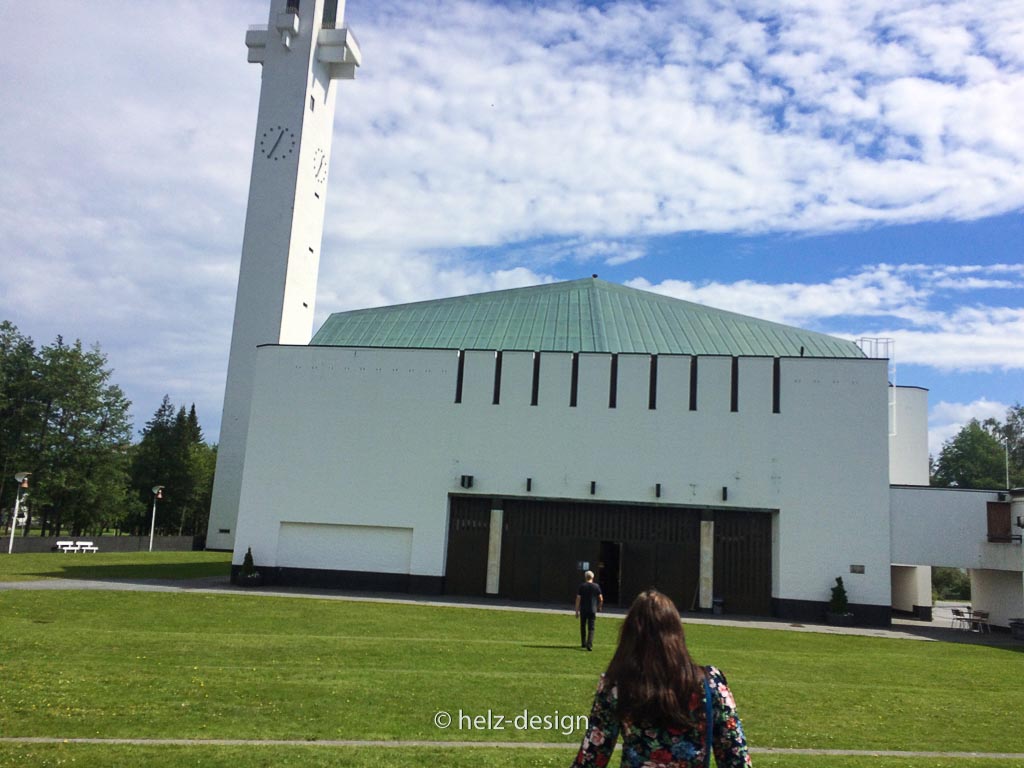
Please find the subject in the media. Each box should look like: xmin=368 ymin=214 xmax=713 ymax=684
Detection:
xmin=773 ymin=597 xmax=892 ymax=628
xmin=5 ymin=535 xmax=199 ymax=554
xmin=230 ymin=564 xmax=445 ymax=595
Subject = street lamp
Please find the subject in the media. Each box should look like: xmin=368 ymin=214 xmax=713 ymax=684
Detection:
xmin=7 ymin=472 xmax=30 ymax=555
xmin=149 ymin=485 xmax=164 ymax=552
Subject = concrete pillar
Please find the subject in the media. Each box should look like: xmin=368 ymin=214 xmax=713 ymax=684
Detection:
xmin=485 ymin=507 xmax=503 ymax=595
xmin=699 ymin=520 xmax=714 ymax=610
xmin=1011 ymin=488 xmax=1024 ymax=534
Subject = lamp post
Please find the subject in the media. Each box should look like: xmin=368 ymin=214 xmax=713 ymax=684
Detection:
xmin=149 ymin=485 xmax=164 ymax=552
xmin=1004 ymin=435 xmax=1011 ymax=491
xmin=7 ymin=472 xmax=30 ymax=555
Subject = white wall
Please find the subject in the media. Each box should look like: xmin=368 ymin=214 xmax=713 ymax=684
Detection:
xmin=891 ymin=564 xmax=931 ymax=613
xmin=971 ymin=569 xmax=1024 ymax=629
xmin=891 ymin=487 xmax=1023 ymax=571
xmin=889 ymin=387 xmax=929 ymax=486
xmin=234 ymin=347 xmax=893 ymax=609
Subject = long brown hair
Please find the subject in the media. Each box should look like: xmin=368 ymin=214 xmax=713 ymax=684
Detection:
xmin=605 ymin=590 xmax=704 ymax=728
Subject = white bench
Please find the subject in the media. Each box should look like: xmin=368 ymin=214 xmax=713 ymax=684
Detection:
xmin=76 ymin=541 xmax=99 ymax=553
xmin=56 ymin=541 xmax=80 ymax=553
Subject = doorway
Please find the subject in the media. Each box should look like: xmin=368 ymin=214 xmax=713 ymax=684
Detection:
xmin=598 ymin=540 xmax=621 ymax=605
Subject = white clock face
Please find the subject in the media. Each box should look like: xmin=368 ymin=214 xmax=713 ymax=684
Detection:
xmin=313 ymin=148 xmax=328 ymax=183
xmin=259 ymin=126 xmax=297 ymax=160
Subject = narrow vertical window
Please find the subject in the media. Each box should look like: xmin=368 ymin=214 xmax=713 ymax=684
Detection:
xmin=730 ymin=357 xmax=739 ymax=412
xmin=689 ymin=356 xmax=698 ymax=411
xmin=648 ymin=355 xmax=658 ymax=410
xmin=608 ymin=354 xmax=618 ymax=408
xmin=492 ymin=351 xmax=503 ymax=405
xmin=530 ymin=352 xmax=541 ymax=406
xmin=322 ymin=0 xmax=338 ymax=27
xmin=772 ymin=357 xmax=781 ymax=414
xmin=310 ymin=95 xmax=315 ymax=112
xmin=570 ymin=353 xmax=579 ymax=407
xmin=454 ymin=350 xmax=465 ymax=404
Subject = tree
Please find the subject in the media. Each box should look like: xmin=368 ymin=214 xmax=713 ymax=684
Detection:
xmin=0 ymin=322 xmax=40 ymax=519
xmin=983 ymin=403 xmax=1024 ymax=489
xmin=130 ymin=396 xmax=216 ymax=538
xmin=0 ymin=328 xmax=134 ymax=536
xmin=932 ymin=419 xmax=1009 ymax=490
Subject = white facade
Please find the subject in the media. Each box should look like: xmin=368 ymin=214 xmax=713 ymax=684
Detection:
xmin=891 ymin=486 xmax=1024 ymax=627
xmin=207 ymin=0 xmax=360 ymax=551
xmin=233 ymin=345 xmax=893 ymax=618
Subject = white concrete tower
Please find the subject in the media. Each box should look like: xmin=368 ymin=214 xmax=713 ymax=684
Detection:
xmin=206 ymin=0 xmax=361 ymax=550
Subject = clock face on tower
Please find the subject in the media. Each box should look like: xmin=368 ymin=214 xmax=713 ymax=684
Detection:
xmin=259 ymin=126 xmax=297 ymax=160
xmin=312 ymin=148 xmax=328 ymax=183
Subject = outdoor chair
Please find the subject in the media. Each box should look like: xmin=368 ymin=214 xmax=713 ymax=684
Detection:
xmin=950 ymin=608 xmax=970 ymax=630
xmin=970 ymin=610 xmax=991 ymax=633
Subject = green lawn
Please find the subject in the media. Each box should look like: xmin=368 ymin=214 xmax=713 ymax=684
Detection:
xmin=1 ymin=554 xmax=1022 ymax=766
xmin=0 ymin=550 xmax=231 ymax=582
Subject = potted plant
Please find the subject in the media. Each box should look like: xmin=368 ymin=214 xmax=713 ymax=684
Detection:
xmin=237 ymin=547 xmax=263 ymax=587
xmin=825 ymin=576 xmax=854 ymax=626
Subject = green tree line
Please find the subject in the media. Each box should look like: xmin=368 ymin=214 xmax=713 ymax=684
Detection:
xmin=931 ymin=404 xmax=1024 ymax=489
xmin=1 ymin=320 xmax=215 ymax=539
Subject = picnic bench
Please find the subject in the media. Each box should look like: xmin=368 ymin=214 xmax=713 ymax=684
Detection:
xmin=55 ymin=540 xmax=99 ymax=553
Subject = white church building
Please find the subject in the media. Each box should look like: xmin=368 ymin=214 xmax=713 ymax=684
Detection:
xmin=207 ymin=0 xmax=1024 ymax=629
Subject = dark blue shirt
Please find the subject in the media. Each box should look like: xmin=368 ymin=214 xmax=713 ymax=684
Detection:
xmin=578 ymin=581 xmax=602 ymax=616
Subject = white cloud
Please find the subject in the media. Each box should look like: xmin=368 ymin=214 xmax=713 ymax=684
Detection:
xmin=630 ymin=264 xmax=1024 ymax=373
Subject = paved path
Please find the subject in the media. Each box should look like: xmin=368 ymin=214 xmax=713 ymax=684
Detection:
xmin=2 ymin=736 xmax=1023 ymax=759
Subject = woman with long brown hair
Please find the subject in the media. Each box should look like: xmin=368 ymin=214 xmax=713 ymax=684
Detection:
xmin=573 ymin=590 xmax=752 ymax=767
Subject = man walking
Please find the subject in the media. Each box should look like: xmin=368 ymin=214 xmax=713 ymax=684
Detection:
xmin=575 ymin=570 xmax=603 ymax=651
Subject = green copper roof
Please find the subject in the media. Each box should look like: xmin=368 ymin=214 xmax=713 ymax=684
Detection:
xmin=311 ymin=278 xmax=864 ymax=358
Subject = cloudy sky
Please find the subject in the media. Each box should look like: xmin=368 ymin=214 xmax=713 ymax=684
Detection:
xmin=1 ymin=0 xmax=1021 ymax=457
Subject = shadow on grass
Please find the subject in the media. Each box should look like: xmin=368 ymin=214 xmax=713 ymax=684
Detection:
xmin=35 ymin=560 xmax=231 ymax=582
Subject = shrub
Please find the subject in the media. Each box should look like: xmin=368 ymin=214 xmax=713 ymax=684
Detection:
xmin=829 ymin=576 xmax=850 ymax=614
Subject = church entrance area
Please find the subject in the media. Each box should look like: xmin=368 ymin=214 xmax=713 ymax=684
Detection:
xmin=445 ymin=496 xmax=772 ymax=616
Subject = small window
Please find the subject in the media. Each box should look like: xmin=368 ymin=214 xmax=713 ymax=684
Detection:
xmin=310 ymin=95 xmax=315 ymax=112
xmin=570 ymin=353 xmax=579 ymax=407
xmin=730 ymin=357 xmax=739 ymax=412
xmin=648 ymin=355 xmax=658 ymax=410
xmin=530 ymin=353 xmax=540 ymax=406
xmin=689 ymin=357 xmax=698 ymax=411
xmin=608 ymin=354 xmax=618 ymax=408
xmin=454 ymin=350 xmax=465 ymax=404
xmin=492 ymin=351 xmax=503 ymax=405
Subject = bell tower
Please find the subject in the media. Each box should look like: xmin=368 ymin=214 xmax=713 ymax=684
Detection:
xmin=206 ymin=0 xmax=361 ymax=551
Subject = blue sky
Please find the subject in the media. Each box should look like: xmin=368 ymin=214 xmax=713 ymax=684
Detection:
xmin=1 ymin=0 xmax=1021 ymax=456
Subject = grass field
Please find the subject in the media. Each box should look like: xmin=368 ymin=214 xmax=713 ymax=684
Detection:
xmin=0 ymin=550 xmax=231 ymax=582
xmin=1 ymin=553 xmax=1023 ymax=767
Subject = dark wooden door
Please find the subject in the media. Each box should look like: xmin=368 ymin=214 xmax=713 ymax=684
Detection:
xmin=713 ymin=510 xmax=772 ymax=616
xmin=445 ymin=497 xmax=491 ymax=596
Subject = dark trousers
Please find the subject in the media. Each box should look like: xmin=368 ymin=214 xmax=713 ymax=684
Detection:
xmin=579 ymin=613 xmax=596 ymax=649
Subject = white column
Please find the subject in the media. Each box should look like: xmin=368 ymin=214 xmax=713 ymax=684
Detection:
xmin=485 ymin=508 xmax=503 ymax=595
xmin=699 ymin=520 xmax=714 ymax=610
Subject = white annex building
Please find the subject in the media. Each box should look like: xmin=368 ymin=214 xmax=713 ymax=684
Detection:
xmin=209 ymin=0 xmax=1024 ymax=629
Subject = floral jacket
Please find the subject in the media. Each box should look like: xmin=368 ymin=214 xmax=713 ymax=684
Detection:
xmin=572 ymin=666 xmax=752 ymax=768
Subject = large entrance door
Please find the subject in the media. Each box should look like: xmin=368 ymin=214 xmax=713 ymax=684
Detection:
xmin=498 ymin=499 xmax=701 ymax=610
xmin=445 ymin=497 xmax=773 ymax=617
